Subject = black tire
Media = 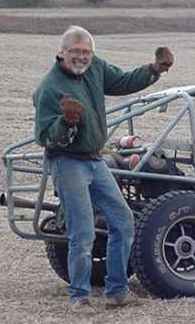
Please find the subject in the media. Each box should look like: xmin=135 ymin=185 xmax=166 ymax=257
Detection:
xmin=134 ymin=190 xmax=195 ymax=298
xmin=45 ymin=228 xmax=107 ymax=286
xmin=45 ymin=217 xmax=133 ymax=286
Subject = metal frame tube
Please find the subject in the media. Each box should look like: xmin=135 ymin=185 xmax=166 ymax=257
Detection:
xmin=111 ymin=168 xmax=195 ymax=184
xmin=107 ymin=93 xmax=178 ymax=128
xmin=133 ymin=104 xmax=187 ymax=171
xmin=2 ymin=86 xmax=195 ymax=242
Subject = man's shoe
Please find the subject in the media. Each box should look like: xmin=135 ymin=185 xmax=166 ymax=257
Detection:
xmin=106 ymin=292 xmax=142 ymax=309
xmin=69 ymin=298 xmax=96 ymax=314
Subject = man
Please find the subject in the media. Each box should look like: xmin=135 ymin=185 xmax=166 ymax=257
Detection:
xmin=33 ymin=25 xmax=174 ymax=312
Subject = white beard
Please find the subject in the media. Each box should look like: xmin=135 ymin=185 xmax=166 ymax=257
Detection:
xmin=71 ymin=63 xmax=89 ymax=75
xmin=72 ymin=67 xmax=87 ymax=75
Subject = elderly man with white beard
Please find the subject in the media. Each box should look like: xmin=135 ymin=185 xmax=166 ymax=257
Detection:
xmin=33 ymin=25 xmax=174 ymax=313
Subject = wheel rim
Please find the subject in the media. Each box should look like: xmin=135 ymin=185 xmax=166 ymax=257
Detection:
xmin=162 ymin=215 xmax=195 ymax=280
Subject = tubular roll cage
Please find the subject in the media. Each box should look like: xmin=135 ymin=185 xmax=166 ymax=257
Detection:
xmin=2 ymin=85 xmax=195 ymax=241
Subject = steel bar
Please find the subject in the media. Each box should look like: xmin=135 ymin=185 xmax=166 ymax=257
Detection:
xmin=9 ymin=185 xmax=40 ymax=193
xmin=107 ymin=93 xmax=178 ymax=128
xmin=182 ymin=91 xmax=195 ymax=165
xmin=12 ymin=166 xmax=43 ymax=174
xmin=133 ymin=105 xmax=187 ymax=172
xmin=33 ymin=153 xmax=50 ymax=235
xmin=106 ymin=97 xmax=141 ymax=114
xmin=5 ymin=152 xmax=43 ymax=161
xmin=0 ymin=193 xmax=58 ymax=212
xmin=111 ymin=168 xmax=195 ymax=184
xmin=3 ymin=136 xmax=35 ymax=157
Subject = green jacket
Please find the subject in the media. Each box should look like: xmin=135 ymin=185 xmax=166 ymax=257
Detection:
xmin=33 ymin=55 xmax=158 ymax=156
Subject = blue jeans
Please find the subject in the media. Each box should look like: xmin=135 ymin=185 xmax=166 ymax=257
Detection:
xmin=49 ymin=156 xmax=134 ymax=302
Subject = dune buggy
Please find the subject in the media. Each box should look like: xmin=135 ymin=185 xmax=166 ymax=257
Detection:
xmin=1 ymin=85 xmax=195 ymax=299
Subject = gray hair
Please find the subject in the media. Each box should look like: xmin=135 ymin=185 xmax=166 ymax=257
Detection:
xmin=59 ymin=25 xmax=95 ymax=52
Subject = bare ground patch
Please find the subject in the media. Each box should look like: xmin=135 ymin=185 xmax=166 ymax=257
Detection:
xmin=1 ymin=8 xmax=195 ymax=34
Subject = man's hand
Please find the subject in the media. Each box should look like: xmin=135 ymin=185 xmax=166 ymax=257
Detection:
xmin=151 ymin=47 xmax=174 ymax=74
xmin=60 ymin=96 xmax=84 ymax=126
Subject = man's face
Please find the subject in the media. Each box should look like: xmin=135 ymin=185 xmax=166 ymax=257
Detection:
xmin=61 ymin=41 xmax=93 ymax=75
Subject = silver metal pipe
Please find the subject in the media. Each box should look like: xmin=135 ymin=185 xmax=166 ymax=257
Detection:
xmin=6 ymin=158 xmax=15 ymax=222
xmin=9 ymin=185 xmax=40 ymax=193
xmin=107 ymin=93 xmax=178 ymax=128
xmin=181 ymin=91 xmax=195 ymax=166
xmin=3 ymin=136 xmax=35 ymax=157
xmin=111 ymin=168 xmax=195 ymax=184
xmin=33 ymin=153 xmax=50 ymax=235
xmin=106 ymin=97 xmax=141 ymax=114
xmin=0 ymin=193 xmax=58 ymax=212
xmin=8 ymin=219 xmax=67 ymax=241
xmin=133 ymin=105 xmax=188 ymax=172
xmin=5 ymin=152 xmax=43 ymax=161
xmin=8 ymin=219 xmax=107 ymax=242
xmin=107 ymin=106 xmax=132 ymax=139
xmin=12 ymin=166 xmax=43 ymax=174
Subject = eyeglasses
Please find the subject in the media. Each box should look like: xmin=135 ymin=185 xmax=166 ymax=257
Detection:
xmin=66 ymin=48 xmax=93 ymax=57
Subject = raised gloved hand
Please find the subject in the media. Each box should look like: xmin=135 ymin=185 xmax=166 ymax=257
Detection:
xmin=60 ymin=95 xmax=84 ymax=126
xmin=151 ymin=47 xmax=174 ymax=74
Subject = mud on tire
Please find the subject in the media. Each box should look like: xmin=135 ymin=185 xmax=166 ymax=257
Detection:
xmin=134 ymin=190 xmax=195 ymax=298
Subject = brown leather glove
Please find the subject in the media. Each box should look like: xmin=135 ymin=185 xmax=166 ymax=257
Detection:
xmin=151 ymin=47 xmax=174 ymax=74
xmin=60 ymin=96 xmax=84 ymax=127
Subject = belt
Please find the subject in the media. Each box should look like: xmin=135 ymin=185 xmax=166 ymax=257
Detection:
xmin=46 ymin=148 xmax=102 ymax=161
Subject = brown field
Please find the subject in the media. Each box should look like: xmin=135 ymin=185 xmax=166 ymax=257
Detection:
xmin=2 ymin=0 xmax=195 ymax=8
xmin=1 ymin=8 xmax=195 ymax=34
xmin=1 ymin=5 xmax=195 ymax=324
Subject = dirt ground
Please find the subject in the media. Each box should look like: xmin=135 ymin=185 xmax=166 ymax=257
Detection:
xmin=1 ymin=8 xmax=195 ymax=324
xmin=1 ymin=8 xmax=195 ymax=34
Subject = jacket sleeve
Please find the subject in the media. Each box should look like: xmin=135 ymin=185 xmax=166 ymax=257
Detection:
xmin=34 ymin=88 xmax=71 ymax=147
xmin=103 ymin=60 xmax=159 ymax=96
